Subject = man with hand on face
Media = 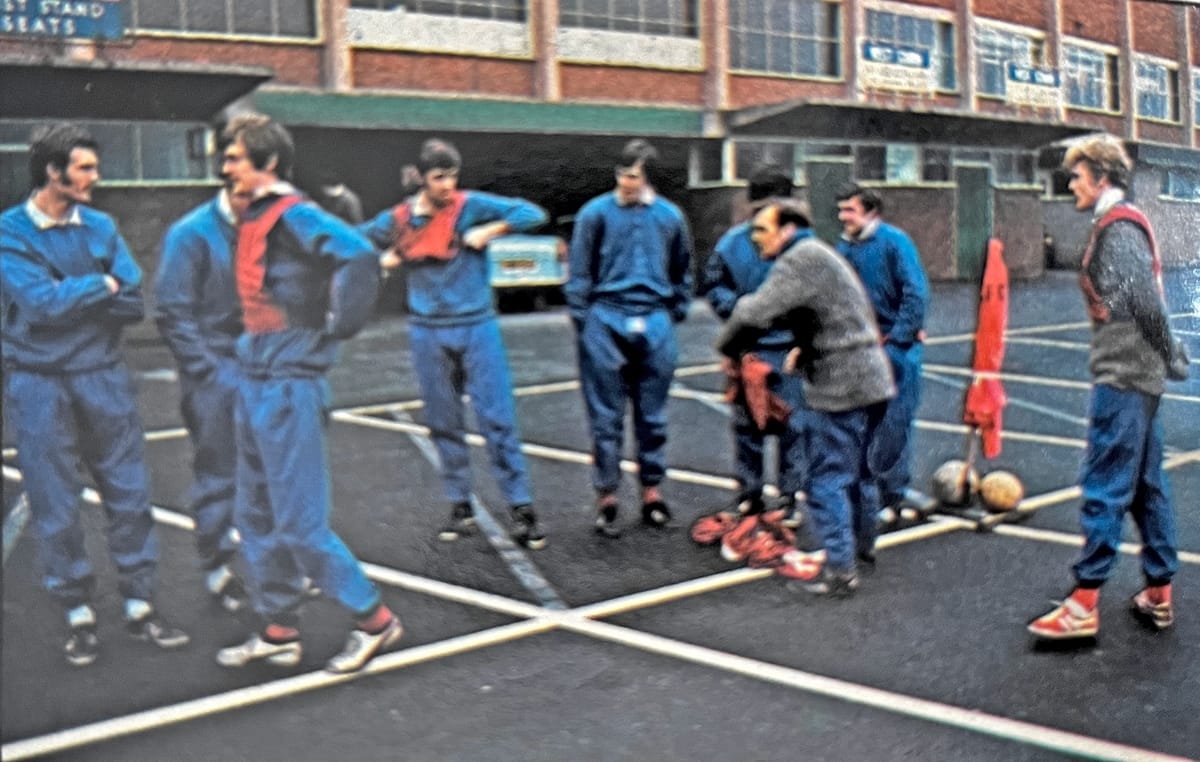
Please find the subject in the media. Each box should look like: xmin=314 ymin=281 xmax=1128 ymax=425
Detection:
xmin=214 ymin=114 xmax=402 ymax=674
xmin=566 ymin=139 xmax=694 ymax=538
xmin=1027 ymin=135 xmax=1186 ymax=641
xmin=360 ymin=139 xmax=550 ymax=550
xmin=715 ymin=199 xmax=894 ymax=596
xmin=1 ymin=122 xmax=189 ymax=666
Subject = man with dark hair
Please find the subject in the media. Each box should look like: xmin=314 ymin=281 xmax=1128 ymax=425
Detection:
xmin=315 ymin=168 xmax=364 ymax=224
xmin=215 ymin=114 xmax=402 ymax=673
xmin=835 ymin=183 xmax=929 ymax=530
xmin=567 ymin=138 xmax=694 ymax=537
xmin=360 ymin=138 xmax=550 ymax=549
xmin=700 ymin=164 xmax=807 ymax=524
xmin=154 ymin=162 xmax=253 ymax=614
xmin=1027 ymin=135 xmax=1187 ymax=640
xmin=1 ymin=122 xmax=189 ymax=666
xmin=716 ymin=199 xmax=894 ymax=595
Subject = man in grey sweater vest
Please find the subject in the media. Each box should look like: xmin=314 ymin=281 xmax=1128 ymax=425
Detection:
xmin=715 ymin=199 xmax=895 ymax=595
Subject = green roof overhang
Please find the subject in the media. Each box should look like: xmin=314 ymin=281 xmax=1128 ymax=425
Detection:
xmin=252 ymin=89 xmax=705 ymax=137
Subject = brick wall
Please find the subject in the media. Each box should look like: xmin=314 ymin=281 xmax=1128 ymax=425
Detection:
xmin=727 ymin=76 xmax=844 ymax=110
xmin=975 ymin=0 xmax=1046 ymax=30
xmin=113 ymin=38 xmax=323 ymax=87
xmin=1061 ymin=0 xmax=1120 ymax=45
xmin=559 ymin=65 xmax=704 ymax=104
xmin=352 ymin=51 xmax=536 ymax=96
xmin=1132 ymin=3 xmax=1180 ymax=60
xmin=993 ymin=189 xmax=1044 ymax=279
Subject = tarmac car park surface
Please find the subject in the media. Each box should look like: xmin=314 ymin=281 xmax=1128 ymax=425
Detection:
xmin=3 ymin=269 xmax=1199 ymax=761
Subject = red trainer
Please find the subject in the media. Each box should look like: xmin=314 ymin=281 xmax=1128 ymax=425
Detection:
xmin=1027 ymin=596 xmax=1099 ymax=639
xmin=1131 ymin=585 xmax=1173 ymax=631
xmin=720 ymin=515 xmax=763 ymax=562
xmin=746 ymin=525 xmax=796 ymax=569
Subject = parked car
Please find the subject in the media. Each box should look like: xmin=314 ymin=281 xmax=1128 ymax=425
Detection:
xmin=486 ymin=233 xmax=568 ymax=312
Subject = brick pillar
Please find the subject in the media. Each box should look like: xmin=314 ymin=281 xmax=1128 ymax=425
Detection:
xmin=1118 ymin=0 xmax=1135 ymax=139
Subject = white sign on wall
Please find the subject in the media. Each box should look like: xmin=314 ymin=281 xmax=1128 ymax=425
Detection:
xmin=858 ymin=41 xmax=935 ymax=94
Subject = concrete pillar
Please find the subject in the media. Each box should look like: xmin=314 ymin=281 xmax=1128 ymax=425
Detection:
xmin=531 ymin=0 xmax=561 ymax=101
xmin=322 ymin=0 xmax=353 ymax=92
xmin=702 ymin=0 xmax=728 ymax=136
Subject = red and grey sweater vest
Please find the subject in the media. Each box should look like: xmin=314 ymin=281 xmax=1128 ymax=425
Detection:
xmin=391 ymin=191 xmax=467 ymax=261
xmin=1079 ymin=204 xmax=1163 ymax=322
xmin=236 ymin=195 xmax=302 ymax=334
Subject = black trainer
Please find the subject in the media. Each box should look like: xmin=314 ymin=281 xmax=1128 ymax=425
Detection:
xmin=594 ymin=502 xmax=621 ymax=539
xmin=126 ymin=613 xmax=190 ymax=649
xmin=64 ymin=626 xmax=100 ymax=667
xmin=510 ymin=504 xmax=547 ymax=550
xmin=438 ymin=502 xmax=476 ymax=542
xmin=641 ymin=500 xmax=671 ymax=528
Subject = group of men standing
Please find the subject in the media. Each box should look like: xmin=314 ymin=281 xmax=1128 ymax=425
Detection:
xmin=0 ymin=118 xmax=1183 ymax=675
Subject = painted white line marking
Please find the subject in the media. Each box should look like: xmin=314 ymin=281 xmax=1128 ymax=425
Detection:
xmin=332 ymin=410 xmax=740 ymax=491
xmin=1007 ymin=337 xmax=1090 ymax=351
xmin=924 ymin=321 xmax=1092 ymax=346
xmin=924 ymin=364 xmax=1200 ymax=403
xmin=0 ymin=619 xmax=557 ymax=762
xmin=3 ymin=492 xmax=30 ymax=565
xmin=991 ymin=524 xmax=1200 ymax=566
xmin=922 ymin=371 xmax=1090 ymax=428
xmin=914 ymin=420 xmax=1087 ymax=449
xmin=145 ymin=427 xmax=188 ymax=442
xmin=559 ymin=617 xmax=1193 ymax=762
xmin=137 ymin=368 xmax=178 ymax=382
xmin=385 ymin=409 xmax=566 ymax=610
xmin=2 ymin=447 xmax=16 ymax=458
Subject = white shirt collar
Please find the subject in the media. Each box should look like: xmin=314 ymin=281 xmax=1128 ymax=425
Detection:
xmin=841 ymin=216 xmax=881 ymax=243
xmin=1093 ymin=187 xmax=1125 ymax=220
xmin=216 ymin=190 xmax=238 ymax=226
xmin=615 ymin=187 xmax=657 ymax=207
xmin=253 ymin=181 xmax=298 ymax=200
xmin=25 ymin=196 xmax=82 ymax=229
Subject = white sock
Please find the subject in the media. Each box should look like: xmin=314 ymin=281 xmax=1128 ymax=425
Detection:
xmin=206 ymin=564 xmax=234 ymax=595
xmin=124 ymin=598 xmax=153 ymax=622
xmin=67 ymin=604 xmax=96 ymax=628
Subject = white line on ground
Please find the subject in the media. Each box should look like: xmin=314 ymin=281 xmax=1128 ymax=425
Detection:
xmin=924 ymin=320 xmax=1092 ymax=346
xmin=2 ymin=447 xmax=16 ymax=458
xmin=1006 ymin=337 xmax=1090 ymax=351
xmin=0 ymin=619 xmax=558 ymax=762
xmin=558 ymin=617 xmax=1194 ymax=762
xmin=922 ymin=371 xmax=1091 ymax=428
xmin=385 ymin=409 xmax=567 ymax=610
xmin=923 ymin=364 xmax=1200 ymax=404
xmin=915 ymin=420 xmax=1087 ymax=449
xmin=990 ymin=523 xmax=1200 ymax=566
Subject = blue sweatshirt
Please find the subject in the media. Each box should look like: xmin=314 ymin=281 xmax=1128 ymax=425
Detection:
xmin=236 ymin=190 xmax=380 ymax=379
xmin=566 ymin=191 xmax=694 ymax=324
xmin=835 ymin=221 xmax=928 ymax=346
xmin=360 ymin=191 xmax=548 ymax=326
xmin=154 ymin=192 xmax=241 ymax=381
xmin=700 ymin=221 xmax=800 ymax=349
xmin=1 ymin=200 xmax=144 ymax=373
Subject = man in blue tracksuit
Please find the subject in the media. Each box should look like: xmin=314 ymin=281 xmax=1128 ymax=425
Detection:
xmin=700 ymin=164 xmax=807 ymax=524
xmin=214 ymin=115 xmax=402 ymax=674
xmin=361 ymin=138 xmax=549 ymax=549
xmin=1 ymin=123 xmax=189 ymax=666
xmin=835 ymin=184 xmax=929 ymax=529
xmin=566 ymin=139 xmax=694 ymax=537
xmin=154 ymin=181 xmax=252 ymax=613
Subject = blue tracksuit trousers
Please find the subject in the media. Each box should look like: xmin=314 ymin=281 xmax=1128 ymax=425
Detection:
xmin=870 ymin=341 xmax=922 ymax=505
xmin=408 ymin=319 xmax=532 ymax=508
xmin=5 ymin=365 xmax=158 ymax=608
xmin=1074 ymin=384 xmax=1178 ymax=587
xmin=732 ymin=346 xmax=807 ymax=501
xmin=806 ymin=404 xmax=885 ymax=572
xmin=577 ymin=303 xmax=676 ymax=493
xmin=178 ymin=368 xmax=239 ymax=570
xmin=234 ymin=376 xmax=380 ymax=619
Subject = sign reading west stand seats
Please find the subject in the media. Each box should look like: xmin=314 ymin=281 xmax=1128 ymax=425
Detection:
xmin=858 ymin=40 xmax=935 ymax=94
xmin=1006 ymin=63 xmax=1062 ymax=109
xmin=1 ymin=0 xmax=127 ymax=41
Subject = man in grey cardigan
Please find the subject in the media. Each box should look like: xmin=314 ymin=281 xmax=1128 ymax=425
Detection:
xmin=715 ymin=199 xmax=895 ymax=595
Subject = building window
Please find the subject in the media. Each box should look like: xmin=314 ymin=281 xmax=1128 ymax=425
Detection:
xmin=690 ymin=141 xmax=724 ymax=184
xmin=1194 ymin=71 xmax=1200 ymax=123
xmin=351 ymin=0 xmax=525 ymax=22
xmin=1163 ymin=169 xmax=1200 ymax=201
xmin=1063 ymin=44 xmax=1119 ymax=112
xmin=733 ymin=141 xmax=796 ymax=180
xmin=0 ymin=120 xmax=213 ymax=183
xmin=1135 ymin=59 xmax=1179 ymax=122
xmin=994 ymin=150 xmax=1036 ymax=185
xmin=132 ymin=0 xmax=317 ymax=37
xmin=922 ymin=147 xmax=950 ymax=182
xmin=865 ymin=9 xmax=955 ymax=91
xmin=975 ymin=25 xmax=1042 ymax=97
xmin=729 ymin=0 xmax=840 ymax=77
xmin=558 ymin=0 xmax=695 ymax=35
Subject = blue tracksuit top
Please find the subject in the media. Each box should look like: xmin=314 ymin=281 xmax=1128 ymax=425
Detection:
xmin=700 ymin=222 xmax=803 ymax=349
xmin=154 ymin=193 xmax=241 ymax=379
xmin=236 ymin=191 xmax=380 ymax=378
xmin=835 ymin=221 xmax=929 ymax=346
xmin=566 ymin=191 xmax=694 ymax=324
xmin=1 ymin=201 xmax=144 ymax=373
xmin=360 ymin=191 xmax=548 ymax=326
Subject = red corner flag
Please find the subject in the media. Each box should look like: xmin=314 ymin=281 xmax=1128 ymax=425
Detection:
xmin=962 ymin=238 xmax=1009 ymax=459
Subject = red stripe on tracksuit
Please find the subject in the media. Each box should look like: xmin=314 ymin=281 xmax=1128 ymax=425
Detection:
xmin=1079 ymin=204 xmax=1163 ymax=323
xmin=237 ymin=195 xmax=302 ymax=334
